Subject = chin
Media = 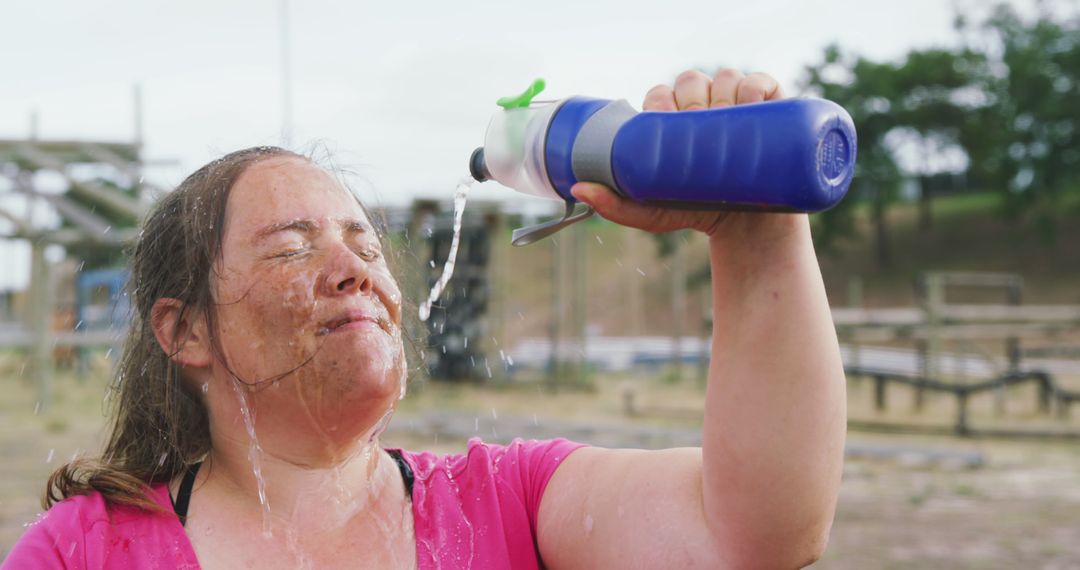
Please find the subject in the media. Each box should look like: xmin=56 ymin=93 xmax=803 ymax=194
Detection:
xmin=315 ymin=350 xmax=404 ymax=400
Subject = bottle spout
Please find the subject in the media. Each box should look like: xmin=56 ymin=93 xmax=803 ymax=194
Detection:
xmin=469 ymin=147 xmax=491 ymax=183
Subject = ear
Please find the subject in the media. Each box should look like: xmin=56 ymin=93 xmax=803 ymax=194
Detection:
xmin=150 ymin=298 xmax=212 ymax=368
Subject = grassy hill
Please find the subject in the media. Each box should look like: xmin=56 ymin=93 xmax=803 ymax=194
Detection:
xmin=817 ymin=192 xmax=1080 ymax=307
xmin=487 ymin=191 xmax=1080 ymax=346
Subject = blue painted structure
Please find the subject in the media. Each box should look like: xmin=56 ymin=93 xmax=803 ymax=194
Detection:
xmin=76 ymin=268 xmax=130 ymax=332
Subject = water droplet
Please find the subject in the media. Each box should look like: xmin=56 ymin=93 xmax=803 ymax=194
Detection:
xmin=584 ymin=513 xmax=594 ymax=534
xmin=635 ymin=267 xmax=646 ymax=276
xmin=595 ymin=235 xmax=603 ymax=245
xmin=46 ymin=449 xmax=54 ymax=463
xmin=490 ymin=408 xmax=497 ymax=420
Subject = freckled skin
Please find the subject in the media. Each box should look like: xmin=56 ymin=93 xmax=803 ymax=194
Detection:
xmin=209 ymin=156 xmax=406 ymax=458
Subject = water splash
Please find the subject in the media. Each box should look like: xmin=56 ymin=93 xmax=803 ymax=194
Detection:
xmin=418 ymin=179 xmax=472 ymax=322
xmin=231 ymin=380 xmax=273 ymax=537
xmin=284 ymin=524 xmax=313 ymax=569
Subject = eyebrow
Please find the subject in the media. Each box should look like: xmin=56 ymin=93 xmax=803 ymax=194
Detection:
xmin=253 ymin=218 xmax=370 ymax=243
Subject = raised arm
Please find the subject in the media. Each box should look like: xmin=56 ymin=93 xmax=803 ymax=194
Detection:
xmin=537 ymin=69 xmax=847 ymax=569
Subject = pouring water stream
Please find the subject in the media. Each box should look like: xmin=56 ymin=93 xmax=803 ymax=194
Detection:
xmin=418 ymin=179 xmax=472 ymax=322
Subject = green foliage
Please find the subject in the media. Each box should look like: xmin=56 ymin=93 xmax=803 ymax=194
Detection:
xmin=799 ymin=2 xmax=1080 ymax=263
xmin=965 ymin=3 xmax=1080 ymax=216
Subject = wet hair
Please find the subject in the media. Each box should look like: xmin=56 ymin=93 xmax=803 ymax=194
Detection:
xmin=43 ymin=146 xmax=404 ymax=512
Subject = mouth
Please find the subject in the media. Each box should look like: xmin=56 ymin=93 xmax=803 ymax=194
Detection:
xmin=317 ymin=310 xmax=391 ymax=336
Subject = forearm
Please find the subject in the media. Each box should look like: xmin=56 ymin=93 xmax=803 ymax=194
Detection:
xmin=700 ymin=213 xmax=846 ymax=567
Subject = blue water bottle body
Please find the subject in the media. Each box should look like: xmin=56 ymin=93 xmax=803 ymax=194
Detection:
xmin=543 ymin=97 xmax=856 ymax=213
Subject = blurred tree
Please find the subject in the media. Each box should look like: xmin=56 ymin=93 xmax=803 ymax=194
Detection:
xmin=958 ymin=2 xmax=1080 ymax=239
xmin=887 ymin=47 xmax=990 ymax=229
xmin=801 ymin=45 xmax=907 ymax=267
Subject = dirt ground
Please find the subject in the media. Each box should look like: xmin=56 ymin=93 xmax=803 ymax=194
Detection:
xmin=2 ymin=357 xmax=1079 ymax=568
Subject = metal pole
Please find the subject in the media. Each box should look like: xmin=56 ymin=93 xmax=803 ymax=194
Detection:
xmin=547 ymin=237 xmax=561 ymax=392
xmin=133 ymin=84 xmax=144 ymax=148
xmin=671 ymin=232 xmax=687 ymax=382
xmin=132 ymin=84 xmax=145 ymax=202
xmin=29 ymin=110 xmax=39 ymax=140
xmin=572 ymin=221 xmax=588 ymax=388
xmin=29 ymin=240 xmax=54 ymax=411
xmin=918 ymin=273 xmax=944 ymax=412
xmin=848 ymin=274 xmax=863 ymax=396
xmin=279 ymin=0 xmax=293 ymax=148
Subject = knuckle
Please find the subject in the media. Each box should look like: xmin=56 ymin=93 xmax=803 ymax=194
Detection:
xmin=737 ymin=80 xmax=768 ymax=103
xmin=643 ymin=84 xmax=675 ymax=110
xmin=675 ymin=69 xmax=710 ymax=86
xmin=746 ymin=72 xmax=783 ymax=98
xmin=712 ymin=67 xmax=744 ymax=83
xmin=645 ymin=83 xmax=671 ymax=98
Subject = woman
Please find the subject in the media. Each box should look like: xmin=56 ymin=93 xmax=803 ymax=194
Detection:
xmin=5 ymin=69 xmax=846 ymax=569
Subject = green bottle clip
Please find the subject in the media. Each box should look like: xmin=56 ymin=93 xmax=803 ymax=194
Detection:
xmin=496 ymin=78 xmax=546 ymax=109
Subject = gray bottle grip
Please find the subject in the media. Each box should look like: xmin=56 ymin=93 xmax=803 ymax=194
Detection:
xmin=570 ymin=99 xmax=637 ymax=195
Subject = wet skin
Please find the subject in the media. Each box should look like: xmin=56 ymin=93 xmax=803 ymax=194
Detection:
xmin=209 ymin=156 xmax=407 ymax=460
xmin=162 ymin=157 xmax=417 ymax=569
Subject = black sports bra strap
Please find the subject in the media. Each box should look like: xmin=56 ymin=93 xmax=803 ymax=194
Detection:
xmin=173 ymin=461 xmax=202 ymax=527
xmin=171 ymin=454 xmax=408 ymax=528
xmin=386 ymin=449 xmax=414 ymax=499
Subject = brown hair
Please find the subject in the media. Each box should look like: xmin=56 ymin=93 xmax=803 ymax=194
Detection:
xmin=45 ymin=146 xmax=328 ymax=511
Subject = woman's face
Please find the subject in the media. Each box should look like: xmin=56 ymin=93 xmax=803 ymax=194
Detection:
xmin=209 ymin=156 xmax=405 ymax=446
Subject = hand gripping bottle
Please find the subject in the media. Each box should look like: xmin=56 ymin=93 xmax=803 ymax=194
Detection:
xmin=468 ymin=79 xmax=857 ymax=246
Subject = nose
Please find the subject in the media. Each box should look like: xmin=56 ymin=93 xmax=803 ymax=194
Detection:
xmin=322 ymin=244 xmax=373 ymax=297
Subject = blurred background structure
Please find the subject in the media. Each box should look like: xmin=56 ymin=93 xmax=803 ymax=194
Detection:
xmin=2 ymin=0 xmax=1080 ymax=567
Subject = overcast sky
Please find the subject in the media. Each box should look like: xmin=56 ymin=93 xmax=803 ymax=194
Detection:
xmin=0 ymin=0 xmax=1038 ymax=289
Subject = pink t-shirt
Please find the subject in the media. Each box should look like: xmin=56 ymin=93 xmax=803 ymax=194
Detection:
xmin=3 ymin=438 xmax=585 ymax=569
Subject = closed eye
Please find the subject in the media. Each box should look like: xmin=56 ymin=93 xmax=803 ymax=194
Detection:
xmin=273 ymin=248 xmax=310 ymax=260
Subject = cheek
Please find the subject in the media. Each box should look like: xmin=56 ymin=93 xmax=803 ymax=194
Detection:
xmin=371 ymin=269 xmax=403 ymax=319
xmin=215 ymin=267 xmax=320 ymax=356
xmin=252 ymin=267 xmax=319 ymax=324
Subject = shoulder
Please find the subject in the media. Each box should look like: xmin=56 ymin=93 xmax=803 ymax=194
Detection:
xmin=395 ymin=438 xmax=587 ymax=521
xmin=396 ymin=438 xmax=586 ymax=482
xmin=3 ymin=484 xmax=189 ymax=569
xmin=393 ymin=439 xmax=588 ymax=566
xmin=3 ymin=492 xmax=111 ymax=567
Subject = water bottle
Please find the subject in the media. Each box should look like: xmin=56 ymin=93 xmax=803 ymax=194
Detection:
xmin=468 ymin=79 xmax=857 ymax=245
